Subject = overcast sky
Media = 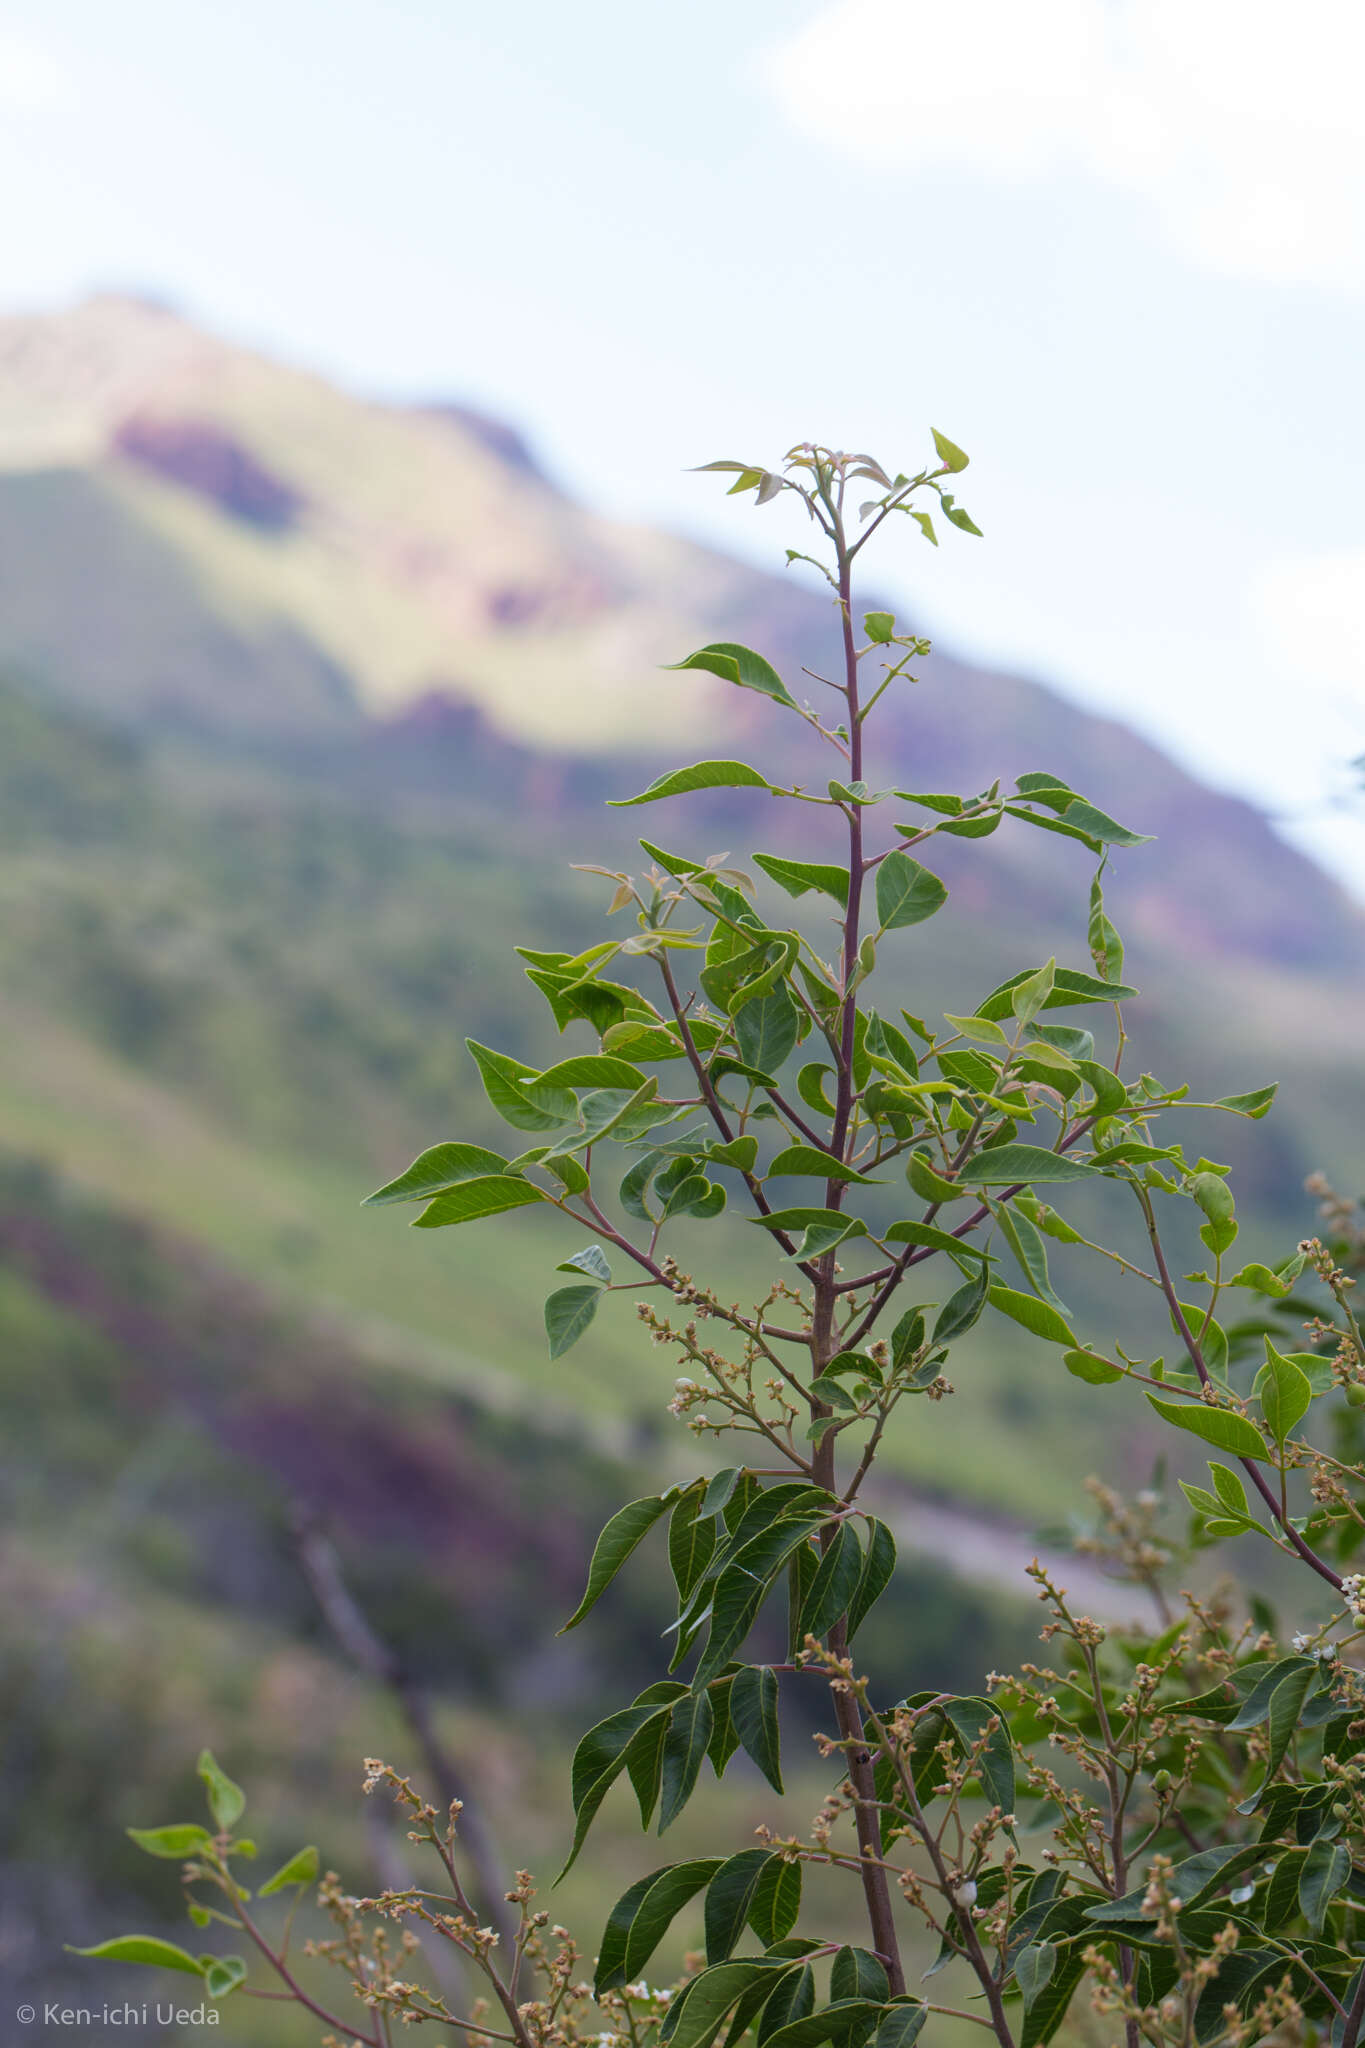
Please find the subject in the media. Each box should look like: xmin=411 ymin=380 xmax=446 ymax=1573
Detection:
xmin=3 ymin=0 xmax=1364 ymax=891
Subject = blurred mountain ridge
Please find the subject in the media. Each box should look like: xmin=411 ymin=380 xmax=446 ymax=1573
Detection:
xmin=0 ymin=292 xmax=1357 ymax=987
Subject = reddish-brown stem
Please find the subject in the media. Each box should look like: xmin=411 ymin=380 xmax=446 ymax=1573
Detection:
xmin=806 ymin=481 xmax=906 ymax=1998
xmin=1140 ymin=1192 xmax=1343 ymax=1593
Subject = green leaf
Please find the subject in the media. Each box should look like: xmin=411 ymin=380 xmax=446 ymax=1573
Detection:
xmin=670 ymin=1963 xmax=798 ymax=2048
xmin=562 ymin=1698 xmax=676 ymax=1876
xmin=415 ymin=1176 xmax=548 ymax=1228
xmin=763 ymin=2001 xmax=885 ymax=2048
xmin=1214 ymin=1085 xmax=1277 ymax=1120
xmin=753 ymin=852 xmax=850 ymax=907
xmin=197 ymin=1751 xmax=245 ymax=1832
xmin=1064 ymin=1349 xmax=1124 ymax=1385
xmin=1257 ymin=1340 xmax=1313 ymax=1445
xmin=749 ymin=1858 xmax=802 ymax=1948
xmin=467 ymin=1039 xmax=576 ymax=1131
xmin=1146 ymin=1394 xmax=1268 ymax=1462
xmin=943 ymin=1696 xmax=1015 ymax=1815
xmin=1016 ymin=1943 xmax=1056 ymax=2012
xmin=670 ymin=1487 xmax=718 ymax=1603
xmin=987 ymin=1284 xmax=1076 ymax=1348
xmin=1238 ymin=1661 xmax=1320 ymax=1811
xmin=611 ymin=761 xmax=774 ymax=807
xmin=705 ymin=1849 xmax=773 ymax=1962
xmin=1056 ymin=799 xmax=1152 ymax=848
xmin=766 ymin=1144 xmax=880 ymax=1185
xmin=872 ymin=2007 xmax=926 ymax=2048
xmin=259 ymin=1845 xmax=319 ymax=1896
xmin=536 ymin=1054 xmax=650 ymax=1092
xmin=659 ymin=1690 xmax=715 ymax=1832
xmin=935 ymin=1264 xmax=990 ymax=1343
xmin=126 ymin=1824 xmax=213 ymax=1860
xmin=753 ymin=1207 xmax=868 ymax=1262
xmin=875 ymin=851 xmax=948 ymax=930
xmin=942 ymin=1011 xmax=1010 ymax=1047
xmin=977 ymin=967 xmax=1138 ymax=1019
xmin=847 ymin=1520 xmax=896 ymax=1640
xmin=931 ymin=428 xmax=970 ymax=472
xmin=799 ymin=1524 xmax=863 ymax=1641
xmin=735 ymin=986 xmax=799 ymax=1073
xmin=960 ymin=1144 xmax=1100 ymax=1186
xmin=70 ymin=1936 xmax=205 ymax=1977
xmin=545 ymin=1284 xmax=601 ymax=1359
xmin=557 ymin=1244 xmax=612 ymax=1284
xmin=204 ymin=1955 xmax=248 ymax=2000
xmin=995 ymin=1203 xmax=1070 ymax=1318
xmin=597 ymin=1861 xmax=722 ymax=1992
xmin=1011 ymin=959 xmax=1057 ymax=1025
xmin=665 ymin=642 xmax=799 ymax=711
xmin=831 ymin=1946 xmax=890 ymax=2004
xmin=364 ymin=1141 xmax=510 ymax=1206
xmin=1299 ymin=1836 xmax=1351 ymax=1934
xmin=864 ymin=611 xmax=896 ymax=642
xmin=562 ymin=1495 xmax=670 ymax=1631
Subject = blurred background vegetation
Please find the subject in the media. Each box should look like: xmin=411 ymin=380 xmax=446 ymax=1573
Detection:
xmin=2 ymin=300 xmax=1362 ymax=2041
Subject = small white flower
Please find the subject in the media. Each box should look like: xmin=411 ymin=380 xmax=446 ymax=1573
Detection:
xmin=952 ymin=1880 xmax=978 ymax=1908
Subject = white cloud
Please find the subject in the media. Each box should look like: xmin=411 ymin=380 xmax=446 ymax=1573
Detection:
xmin=1258 ymin=547 xmax=1365 ymax=704
xmin=0 ymin=30 xmax=77 ymax=113
xmin=765 ymin=0 xmax=1365 ymax=288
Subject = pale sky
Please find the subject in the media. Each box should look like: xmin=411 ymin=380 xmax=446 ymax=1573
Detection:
xmin=2 ymin=0 xmax=1364 ymax=891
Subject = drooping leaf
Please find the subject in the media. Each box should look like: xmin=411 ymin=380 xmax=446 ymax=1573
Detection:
xmin=766 ymin=1145 xmax=880 ymax=1185
xmin=753 ymin=853 xmax=850 ymax=907
xmin=536 ymin=1054 xmax=650 ymax=1092
xmin=935 ymin=1264 xmax=991 ymax=1342
xmin=976 ymin=967 xmax=1138 ymax=1020
xmin=125 ymin=1824 xmax=213 ymax=1860
xmin=1146 ymin=1394 xmax=1269 ymax=1462
xmin=875 ymin=851 xmax=948 ymax=931
xmin=749 ymin=1857 xmax=803 ymax=1947
xmin=1299 ymin=1836 xmax=1352 ymax=1934
xmin=665 ymin=643 xmax=799 ymax=711
xmin=70 ymin=1936 xmax=205 ymax=1977
xmin=413 ymin=1175 xmax=549 ymax=1229
xmin=659 ymin=1689 xmax=716 ymax=1832
xmin=364 ymin=1141 xmax=511 ymax=1206
xmin=987 ymin=1284 xmax=1076 ymax=1348
xmin=960 ymin=1144 xmax=1100 ymax=1186
xmin=663 ymin=1959 xmax=793 ymax=2048
xmin=847 ymin=1521 xmax=896 ymax=1640
xmin=942 ymin=1697 xmax=1015 ymax=1816
xmin=545 ymin=1284 xmax=601 ymax=1359
xmin=704 ymin=1848 xmax=773 ymax=1962
xmin=1015 ymin=1943 xmax=1056 ymax=2012
xmin=995 ymin=1203 xmax=1070 ymax=1317
xmin=562 ymin=1697 xmax=677 ymax=1876
xmin=611 ymin=761 xmax=774 ymax=808
xmin=562 ymin=1495 xmax=671 ymax=1631
xmin=798 ymin=1524 xmax=863 ymax=1641
xmin=1064 ymin=1349 xmax=1124 ymax=1385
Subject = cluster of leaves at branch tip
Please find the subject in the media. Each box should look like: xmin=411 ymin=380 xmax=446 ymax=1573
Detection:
xmin=83 ymin=438 xmax=1365 ymax=2048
